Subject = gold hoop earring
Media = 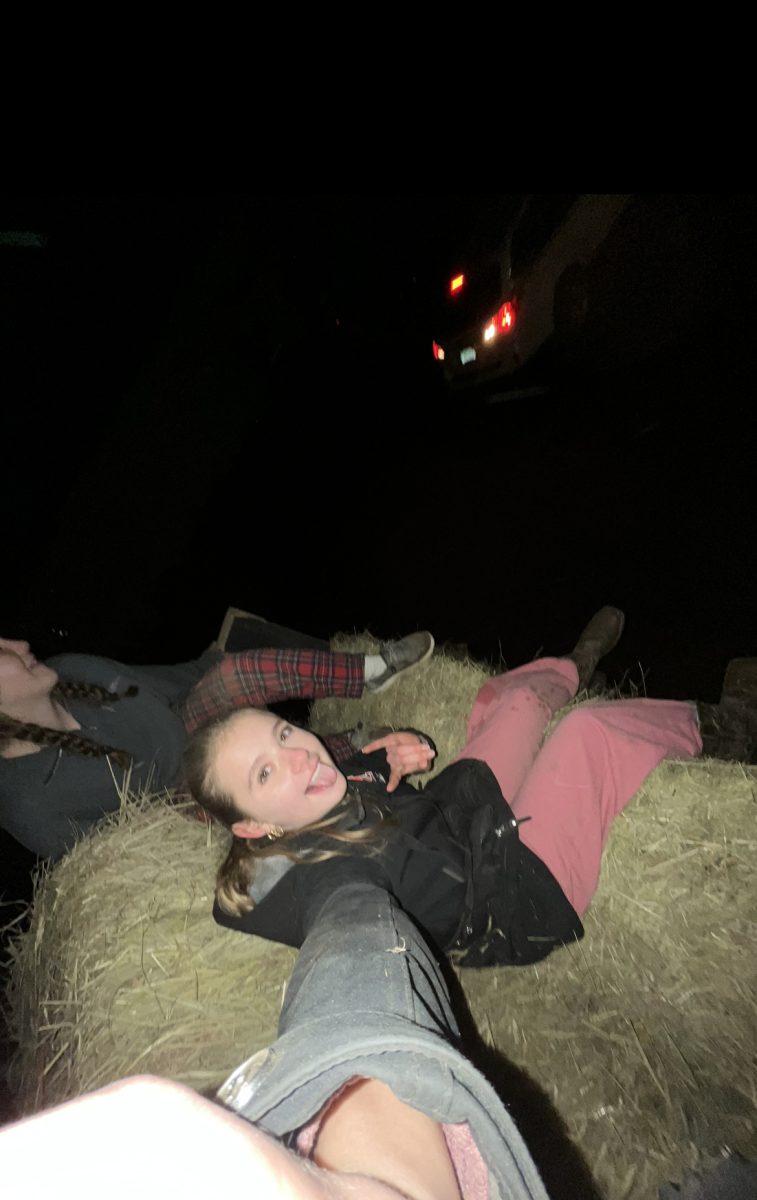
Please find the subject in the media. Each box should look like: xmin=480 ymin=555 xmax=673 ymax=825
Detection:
xmin=266 ymin=824 xmax=284 ymax=839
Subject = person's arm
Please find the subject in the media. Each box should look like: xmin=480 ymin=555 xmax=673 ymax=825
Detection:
xmin=212 ymin=866 xmax=304 ymax=945
xmin=181 ymin=649 xmax=365 ymax=734
xmin=0 ymin=1074 xmax=459 ymax=1200
xmin=219 ymin=875 xmax=551 ymax=1200
xmin=212 ymin=855 xmax=393 ymax=946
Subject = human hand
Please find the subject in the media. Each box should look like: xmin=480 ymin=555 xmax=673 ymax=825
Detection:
xmin=0 ymin=638 xmax=32 ymax=656
xmin=360 ymin=731 xmax=436 ymax=793
xmin=0 ymin=1075 xmax=459 ymax=1200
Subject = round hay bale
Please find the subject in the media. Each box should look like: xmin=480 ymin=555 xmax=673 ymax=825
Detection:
xmin=5 ymin=635 xmax=757 ymax=1200
xmin=455 ymin=757 xmax=757 ymax=1200
xmin=4 ymin=793 xmax=295 ymax=1116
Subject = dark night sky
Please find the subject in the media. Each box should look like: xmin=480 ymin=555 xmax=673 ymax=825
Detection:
xmin=2 ymin=194 xmax=515 ymax=657
xmin=3 ymin=191 xmax=757 ymax=703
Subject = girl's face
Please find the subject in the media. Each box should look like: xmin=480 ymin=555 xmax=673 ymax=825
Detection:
xmin=211 ymin=709 xmax=348 ymax=839
xmin=0 ymin=640 xmax=58 ymax=710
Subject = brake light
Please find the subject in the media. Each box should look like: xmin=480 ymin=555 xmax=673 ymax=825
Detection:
xmin=432 ymin=341 xmax=446 ymax=362
xmin=483 ymin=301 xmax=516 ymax=343
xmin=497 ymin=301 xmax=516 ymax=332
xmin=449 ymin=274 xmax=464 ymax=297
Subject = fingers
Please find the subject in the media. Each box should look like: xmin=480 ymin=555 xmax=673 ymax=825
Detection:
xmin=360 ymin=735 xmax=394 ymax=755
xmin=361 ymin=733 xmax=436 ymax=789
xmin=361 ymin=733 xmax=431 ymax=756
xmin=392 ymin=749 xmax=436 ymax=774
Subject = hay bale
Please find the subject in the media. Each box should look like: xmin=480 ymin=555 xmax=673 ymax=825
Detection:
xmin=5 ymin=633 xmax=757 ymax=1200
xmin=456 ymin=757 xmax=757 ymax=1200
xmin=4 ymin=794 xmax=294 ymax=1115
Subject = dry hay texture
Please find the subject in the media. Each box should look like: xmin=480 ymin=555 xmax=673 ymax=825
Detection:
xmin=4 ymin=632 xmax=757 ymax=1200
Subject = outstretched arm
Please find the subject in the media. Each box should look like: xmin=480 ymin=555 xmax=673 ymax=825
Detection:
xmin=220 ymin=874 xmax=549 ymax=1200
xmin=0 ymin=1074 xmax=460 ymax=1200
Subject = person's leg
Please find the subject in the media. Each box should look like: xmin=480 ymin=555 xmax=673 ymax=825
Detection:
xmin=698 ymin=656 xmax=757 ymax=763
xmin=512 ymin=698 xmax=702 ymax=916
xmin=454 ymin=658 xmax=579 ymax=800
xmin=221 ymin=610 xmax=331 ymax=654
xmin=454 ymin=606 xmax=626 ymax=804
xmin=182 ymin=635 xmax=435 ymax=738
xmin=181 ymin=648 xmax=366 ymax=735
xmin=128 ymin=647 xmax=225 ymax=704
xmin=362 ymin=632 xmax=435 ymax=695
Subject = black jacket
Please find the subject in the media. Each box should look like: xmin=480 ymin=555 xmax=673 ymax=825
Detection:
xmin=213 ymin=745 xmax=584 ymax=968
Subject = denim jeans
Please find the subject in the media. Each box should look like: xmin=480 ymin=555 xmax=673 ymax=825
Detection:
xmin=218 ymin=874 xmax=551 ymax=1200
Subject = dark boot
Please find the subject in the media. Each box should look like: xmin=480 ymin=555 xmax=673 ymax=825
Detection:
xmin=697 ymin=658 xmax=757 ymax=762
xmin=568 ymin=606 xmax=626 ymax=691
xmin=217 ymin=606 xmax=330 ymax=653
xmin=720 ymin=656 xmax=757 ymax=707
xmin=696 ymin=701 xmax=757 ymax=762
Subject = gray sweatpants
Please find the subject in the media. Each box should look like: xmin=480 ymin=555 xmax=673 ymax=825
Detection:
xmin=217 ymin=878 xmax=551 ymax=1200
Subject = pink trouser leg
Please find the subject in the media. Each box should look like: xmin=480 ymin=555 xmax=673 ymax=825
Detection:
xmin=513 ymin=699 xmax=702 ymax=915
xmin=455 ymin=658 xmax=580 ymax=799
xmin=456 ymin=660 xmax=703 ymax=916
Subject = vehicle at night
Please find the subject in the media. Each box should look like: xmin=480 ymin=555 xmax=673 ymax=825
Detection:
xmin=431 ymin=194 xmax=632 ymax=391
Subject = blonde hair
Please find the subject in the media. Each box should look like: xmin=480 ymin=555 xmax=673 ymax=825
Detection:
xmin=183 ymin=712 xmax=392 ymax=917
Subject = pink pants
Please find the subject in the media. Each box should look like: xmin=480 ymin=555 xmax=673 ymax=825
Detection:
xmin=454 ymin=658 xmax=702 ymax=915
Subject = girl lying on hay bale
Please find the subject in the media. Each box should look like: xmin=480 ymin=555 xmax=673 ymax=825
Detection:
xmin=6 ymin=612 xmax=757 ymax=1200
xmin=185 ymin=605 xmax=711 ymax=968
xmin=0 ymin=622 xmax=433 ymax=861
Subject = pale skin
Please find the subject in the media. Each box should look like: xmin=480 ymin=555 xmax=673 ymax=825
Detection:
xmin=0 ymin=637 xmax=80 ymax=757
xmin=0 ymin=1074 xmax=462 ymax=1200
xmin=211 ymin=708 xmax=437 ymax=840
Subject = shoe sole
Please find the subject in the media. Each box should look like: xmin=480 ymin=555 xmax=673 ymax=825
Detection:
xmin=218 ymin=607 xmax=331 ymax=654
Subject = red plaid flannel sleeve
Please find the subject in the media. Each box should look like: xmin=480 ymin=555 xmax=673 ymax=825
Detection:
xmin=180 ymin=649 xmax=365 ymax=751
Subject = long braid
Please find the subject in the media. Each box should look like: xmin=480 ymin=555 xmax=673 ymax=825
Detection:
xmin=0 ymin=713 xmax=133 ymax=768
xmin=53 ymin=680 xmax=139 ymax=705
xmin=0 ymin=678 xmax=139 ymax=768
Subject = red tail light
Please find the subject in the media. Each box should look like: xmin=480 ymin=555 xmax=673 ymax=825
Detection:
xmin=432 ymin=340 xmax=446 ymax=362
xmin=497 ymin=301 xmax=516 ymax=332
xmin=449 ymin=274 xmax=465 ymax=297
xmin=484 ymin=301 xmax=516 ymax=343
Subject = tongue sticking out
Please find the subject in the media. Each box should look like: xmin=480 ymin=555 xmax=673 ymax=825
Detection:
xmin=307 ymin=762 xmax=338 ymax=794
